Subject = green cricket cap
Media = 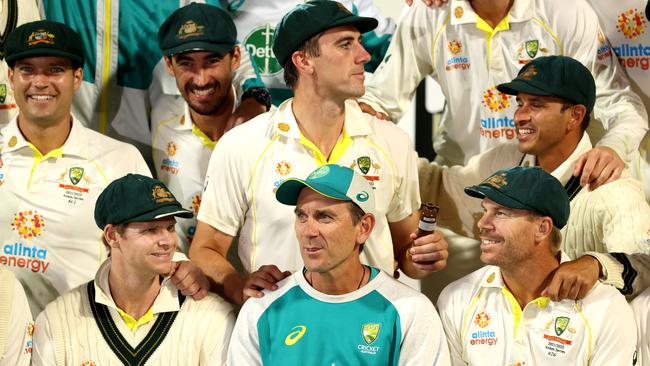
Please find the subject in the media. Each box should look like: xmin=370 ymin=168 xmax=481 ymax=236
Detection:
xmin=4 ymin=20 xmax=84 ymax=66
xmin=95 ymin=174 xmax=193 ymax=229
xmin=497 ymin=55 xmax=596 ymax=112
xmin=464 ymin=166 xmax=570 ymax=229
xmin=273 ymin=0 xmax=378 ymax=67
xmin=276 ymin=164 xmax=375 ymax=215
xmin=158 ymin=3 xmax=237 ymax=57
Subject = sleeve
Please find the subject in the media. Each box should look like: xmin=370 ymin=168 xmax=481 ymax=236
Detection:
xmin=436 ymin=287 xmax=467 ymax=366
xmin=398 ymin=296 xmax=451 ymax=365
xmin=204 ymin=304 xmax=236 ymax=366
xmin=560 ymin=1 xmax=648 ymax=160
xmin=30 ymin=312 xmax=57 ymax=366
xmin=386 ymin=135 xmax=420 ymax=223
xmin=588 ymin=294 xmax=637 ymax=365
xmin=360 ymin=2 xmax=438 ymax=122
xmin=225 ymin=301 xmax=262 ymax=366
xmin=196 ymin=131 xmax=250 ymax=237
xmin=1 ymin=282 xmax=33 ymax=366
xmin=630 ymin=289 xmax=650 ymax=366
xmin=586 ymin=251 xmax=650 ymax=300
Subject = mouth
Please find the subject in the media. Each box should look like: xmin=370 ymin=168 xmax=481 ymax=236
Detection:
xmin=151 ymin=252 xmax=172 ymax=261
xmin=303 ymin=247 xmax=323 ymax=255
xmin=516 ymin=127 xmax=535 ymax=141
xmin=28 ymin=94 xmax=55 ymax=102
xmin=480 ymin=237 xmax=503 ymax=250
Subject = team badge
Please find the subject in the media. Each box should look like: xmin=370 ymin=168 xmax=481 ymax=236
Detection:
xmin=152 ymin=185 xmax=175 ymax=203
xmin=362 ymin=323 xmax=381 ymax=345
xmin=68 ymin=167 xmax=84 ymax=185
xmin=474 ymin=311 xmax=491 ymax=328
xmin=8 ymin=135 xmax=17 ymax=147
xmin=617 ymin=8 xmax=646 ymax=40
xmin=276 ymin=161 xmax=292 ymax=176
xmin=27 ymin=30 xmax=55 ymax=46
xmin=554 ymin=316 xmax=570 ymax=336
xmin=357 ymin=156 xmax=372 ymax=174
xmin=525 ymin=40 xmax=539 ymax=58
xmin=483 ymin=172 xmax=508 ymax=189
xmin=519 ymin=65 xmax=538 ymax=80
xmin=167 ymin=141 xmax=177 ymax=157
xmin=177 ymin=20 xmax=205 ymax=39
xmin=12 ymin=210 xmax=45 ymax=240
xmin=0 ymin=84 xmax=6 ymax=104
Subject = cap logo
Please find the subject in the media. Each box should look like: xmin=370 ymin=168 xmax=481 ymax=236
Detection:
xmin=355 ymin=191 xmax=369 ymax=202
xmin=308 ymin=165 xmax=329 ymax=179
xmin=27 ymin=30 xmax=55 ymax=46
xmin=177 ymin=20 xmax=205 ymax=40
xmin=483 ymin=173 xmax=508 ymax=189
xmin=152 ymin=185 xmax=175 ymax=203
xmin=335 ymin=2 xmax=352 ymax=14
xmin=518 ymin=65 xmax=538 ymax=80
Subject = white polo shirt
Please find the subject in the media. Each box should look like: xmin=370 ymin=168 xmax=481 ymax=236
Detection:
xmin=198 ymin=99 xmax=420 ymax=275
xmin=363 ymin=0 xmax=647 ymax=165
xmin=0 ymin=117 xmax=150 ymax=315
xmin=631 ymin=286 xmax=650 ymax=366
xmin=437 ymin=254 xmax=637 ymax=365
xmin=0 ymin=267 xmax=32 ymax=366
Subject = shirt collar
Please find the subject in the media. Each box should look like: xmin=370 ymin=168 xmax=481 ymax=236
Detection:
xmin=93 ymin=258 xmax=181 ymax=314
xmin=270 ymin=98 xmax=373 ymax=139
xmin=450 ymin=0 xmax=534 ymax=26
xmin=1 ymin=115 xmax=89 ymax=158
xmin=479 ymin=251 xmax=572 ymax=290
xmin=520 ymin=133 xmax=592 ymax=185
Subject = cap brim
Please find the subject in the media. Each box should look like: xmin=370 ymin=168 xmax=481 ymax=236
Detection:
xmin=496 ymin=79 xmax=555 ymax=97
xmin=163 ymin=41 xmax=236 ymax=57
xmin=122 ymin=205 xmax=193 ymax=225
xmin=464 ymin=185 xmax=532 ymax=211
xmin=5 ymin=48 xmax=83 ymax=65
xmin=276 ymin=178 xmax=350 ymax=206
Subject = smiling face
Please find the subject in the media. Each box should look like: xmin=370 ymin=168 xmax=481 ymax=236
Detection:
xmin=9 ymin=56 xmax=81 ymax=128
xmin=108 ymin=218 xmax=177 ymax=277
xmin=165 ymin=48 xmax=240 ymax=117
xmin=294 ymin=188 xmax=372 ymax=275
xmin=307 ymin=25 xmax=370 ymax=100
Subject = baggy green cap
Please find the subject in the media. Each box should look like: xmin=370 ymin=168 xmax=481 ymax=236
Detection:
xmin=272 ymin=0 xmax=378 ymax=67
xmin=158 ymin=3 xmax=237 ymax=57
xmin=497 ymin=55 xmax=596 ymax=112
xmin=94 ymin=174 xmax=193 ymax=229
xmin=276 ymin=164 xmax=375 ymax=215
xmin=4 ymin=20 xmax=84 ymax=66
xmin=464 ymin=166 xmax=570 ymax=229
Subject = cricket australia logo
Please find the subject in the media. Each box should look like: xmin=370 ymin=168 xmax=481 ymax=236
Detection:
xmin=525 ymin=40 xmax=539 ymax=58
xmin=617 ymin=8 xmax=646 ymax=40
xmin=358 ymin=323 xmax=381 ymax=355
xmin=68 ymin=167 xmax=84 ymax=185
xmin=245 ymin=25 xmax=282 ymax=76
xmin=0 ymin=84 xmax=6 ymax=104
xmin=554 ymin=316 xmax=569 ymax=336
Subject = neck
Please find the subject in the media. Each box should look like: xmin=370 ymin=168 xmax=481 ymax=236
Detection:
xmin=536 ymin=133 xmax=582 ymax=172
xmin=500 ymin=251 xmax=560 ymax=309
xmin=307 ymin=261 xmax=367 ymax=295
xmin=17 ymin=114 xmax=72 ymax=155
xmin=292 ymin=87 xmax=346 ymax=160
xmin=189 ymin=88 xmax=235 ymax=141
xmin=108 ymin=263 xmax=161 ymax=320
xmin=471 ymin=0 xmax=513 ymax=28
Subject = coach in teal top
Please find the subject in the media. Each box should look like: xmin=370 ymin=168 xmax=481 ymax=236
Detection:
xmin=226 ymin=164 xmax=451 ymax=365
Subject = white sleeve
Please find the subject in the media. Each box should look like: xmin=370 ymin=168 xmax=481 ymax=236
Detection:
xmin=631 ymin=289 xmax=650 ymax=366
xmin=225 ymin=301 xmax=262 ymax=366
xmin=386 ymin=134 xmax=420 ymax=223
xmin=589 ymin=294 xmax=637 ymax=365
xmin=559 ymin=1 xmax=648 ymax=160
xmin=205 ymin=306 xmax=236 ymax=366
xmin=436 ymin=288 xmax=467 ymax=366
xmin=398 ymin=296 xmax=451 ymax=365
xmin=196 ymin=132 xmax=249 ymax=236
xmin=1 ymin=283 xmax=32 ymax=366
xmin=30 ymin=312 xmax=57 ymax=366
xmin=361 ymin=2 xmax=438 ymax=121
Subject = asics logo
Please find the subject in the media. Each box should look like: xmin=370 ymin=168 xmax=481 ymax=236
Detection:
xmin=284 ymin=325 xmax=307 ymax=346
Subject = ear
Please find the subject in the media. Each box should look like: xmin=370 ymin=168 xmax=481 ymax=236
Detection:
xmin=290 ymin=50 xmax=313 ymax=75
xmin=534 ymin=216 xmax=553 ymax=244
xmin=230 ymin=46 xmax=241 ymax=71
xmin=164 ymin=56 xmax=175 ymax=76
xmin=7 ymin=67 xmax=14 ymax=90
xmin=355 ymin=213 xmax=376 ymax=245
xmin=104 ymin=224 xmax=121 ymax=250
xmin=72 ymin=67 xmax=83 ymax=91
xmin=566 ymin=104 xmax=587 ymax=131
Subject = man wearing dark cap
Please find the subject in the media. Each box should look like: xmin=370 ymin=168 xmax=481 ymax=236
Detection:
xmin=227 ymin=164 xmax=451 ymax=365
xmin=191 ymin=0 xmax=449 ymax=305
xmin=152 ymin=3 xmax=263 ymax=253
xmin=437 ymin=166 xmax=636 ymax=365
xmin=0 ymin=20 xmax=206 ymax=316
xmin=32 ymin=174 xmax=234 ymax=366
xmin=419 ymin=55 xmax=650 ymax=302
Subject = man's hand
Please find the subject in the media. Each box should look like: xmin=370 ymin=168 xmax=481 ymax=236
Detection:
xmin=241 ymin=265 xmax=291 ymax=303
xmin=225 ymin=97 xmax=267 ymax=133
xmin=405 ymin=0 xmax=448 ymax=6
xmin=407 ymin=231 xmax=448 ymax=274
xmin=170 ymin=260 xmax=210 ymax=300
xmin=542 ymin=256 xmax=602 ymax=301
xmin=357 ymin=101 xmax=390 ymax=120
xmin=573 ymin=146 xmax=624 ymax=191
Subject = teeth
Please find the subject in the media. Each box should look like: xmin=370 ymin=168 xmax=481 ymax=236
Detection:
xmin=482 ymin=239 xmax=499 ymax=245
xmin=191 ymin=88 xmax=214 ymax=96
xmin=518 ymin=128 xmax=534 ymax=135
xmin=30 ymin=95 xmax=53 ymax=101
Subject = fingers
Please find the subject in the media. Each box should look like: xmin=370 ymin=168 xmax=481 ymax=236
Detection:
xmin=405 ymin=0 xmax=413 ymax=5
xmin=241 ymin=265 xmax=290 ymax=302
xmin=357 ymin=101 xmax=390 ymax=120
xmin=574 ymin=147 xmax=624 ymax=190
xmin=408 ymin=231 xmax=448 ymax=271
xmin=542 ymin=257 xmax=600 ymax=301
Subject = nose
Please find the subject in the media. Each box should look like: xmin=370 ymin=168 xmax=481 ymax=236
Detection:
xmin=32 ymin=73 xmax=49 ymax=88
xmin=477 ymin=212 xmax=493 ymax=232
xmin=157 ymin=229 xmax=176 ymax=249
xmin=298 ymin=217 xmax=319 ymax=238
xmin=356 ymin=42 xmax=371 ymax=65
xmin=193 ymin=67 xmax=210 ymax=87
xmin=514 ymin=104 xmax=529 ymax=126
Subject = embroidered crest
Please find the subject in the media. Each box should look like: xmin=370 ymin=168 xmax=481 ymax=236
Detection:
xmin=362 ymin=323 xmax=381 ymax=345
xmin=152 ymin=185 xmax=175 ymax=203
xmin=69 ymin=167 xmax=84 ymax=185
xmin=177 ymin=20 xmax=205 ymax=40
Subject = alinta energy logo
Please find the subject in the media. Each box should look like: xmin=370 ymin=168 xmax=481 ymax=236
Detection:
xmin=445 ymin=40 xmax=470 ymax=71
xmin=470 ymin=311 xmax=497 ymax=346
xmin=480 ymin=87 xmax=515 ymax=140
xmin=614 ymin=8 xmax=650 ymax=70
xmin=3 ymin=210 xmax=50 ymax=273
xmin=245 ymin=25 xmax=282 ymax=76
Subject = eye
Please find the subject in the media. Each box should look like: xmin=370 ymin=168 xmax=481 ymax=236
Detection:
xmin=167 ymin=224 xmax=176 ymax=232
xmin=206 ymin=57 xmax=223 ymax=65
xmin=177 ymin=60 xmax=192 ymax=68
xmin=295 ymin=212 xmax=307 ymax=222
xmin=318 ymin=213 xmax=333 ymax=223
xmin=50 ymin=66 xmax=65 ymax=73
xmin=339 ymin=41 xmax=351 ymax=49
xmin=18 ymin=66 xmax=33 ymax=73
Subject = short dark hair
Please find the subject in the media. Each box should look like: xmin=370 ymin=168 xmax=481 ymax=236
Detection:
xmin=102 ymin=223 xmax=129 ymax=255
xmin=283 ymin=33 xmax=322 ymax=89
